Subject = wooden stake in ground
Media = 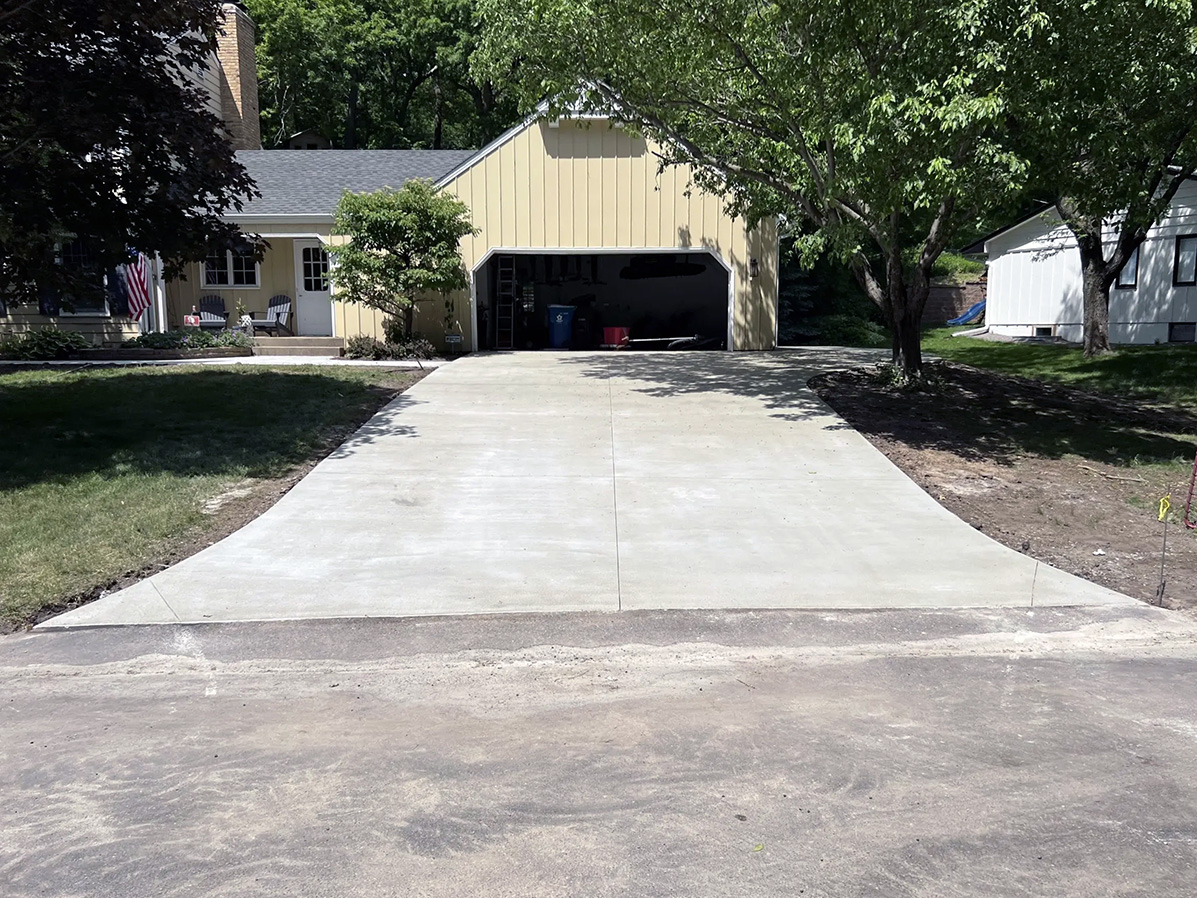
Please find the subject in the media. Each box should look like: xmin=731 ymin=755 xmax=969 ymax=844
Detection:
xmin=1157 ymin=496 xmax=1171 ymax=606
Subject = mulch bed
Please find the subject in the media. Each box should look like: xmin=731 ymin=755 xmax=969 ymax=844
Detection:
xmin=810 ymin=362 xmax=1197 ymax=611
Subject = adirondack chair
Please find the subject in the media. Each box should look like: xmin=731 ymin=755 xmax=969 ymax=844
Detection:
xmin=249 ymin=294 xmax=293 ymax=336
xmin=197 ymin=295 xmax=230 ymax=331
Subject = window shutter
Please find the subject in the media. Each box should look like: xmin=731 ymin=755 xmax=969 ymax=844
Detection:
xmin=38 ymin=285 xmax=61 ymax=317
xmin=106 ymin=268 xmax=130 ymax=316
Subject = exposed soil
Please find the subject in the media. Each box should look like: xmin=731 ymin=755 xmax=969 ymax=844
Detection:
xmin=9 ymin=371 xmax=427 ymax=633
xmin=811 ymin=362 xmax=1197 ymax=611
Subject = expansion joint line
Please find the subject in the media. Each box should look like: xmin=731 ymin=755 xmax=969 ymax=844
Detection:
xmin=608 ymin=359 xmax=622 ymax=611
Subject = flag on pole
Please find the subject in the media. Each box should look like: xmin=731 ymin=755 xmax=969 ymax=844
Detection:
xmin=124 ymin=252 xmax=151 ymax=320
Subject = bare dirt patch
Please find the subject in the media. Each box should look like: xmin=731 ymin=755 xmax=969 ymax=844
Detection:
xmin=811 ymin=362 xmax=1197 ymax=610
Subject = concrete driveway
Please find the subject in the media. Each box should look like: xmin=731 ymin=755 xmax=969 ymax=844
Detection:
xmin=44 ymin=350 xmax=1128 ymax=627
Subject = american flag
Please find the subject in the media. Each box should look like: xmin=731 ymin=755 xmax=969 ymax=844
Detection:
xmin=124 ymin=252 xmax=151 ymax=320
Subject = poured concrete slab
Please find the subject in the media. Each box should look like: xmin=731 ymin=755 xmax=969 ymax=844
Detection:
xmin=42 ymin=350 xmax=1131 ymax=628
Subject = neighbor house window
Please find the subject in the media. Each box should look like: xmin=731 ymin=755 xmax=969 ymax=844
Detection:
xmin=1116 ymin=246 xmax=1139 ymax=289
xmin=1169 ymin=322 xmax=1196 ymax=343
xmin=1174 ymin=235 xmax=1197 ymax=286
xmin=203 ymin=248 xmax=259 ymax=288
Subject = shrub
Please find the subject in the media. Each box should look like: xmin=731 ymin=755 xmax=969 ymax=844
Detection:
xmin=382 ymin=316 xmax=405 ymax=345
xmin=212 ymin=330 xmax=254 ymax=348
xmin=0 ymin=328 xmax=91 ymax=359
xmin=806 ymin=314 xmax=890 ymax=348
xmin=344 ymin=335 xmax=390 ymax=359
xmin=344 ymin=334 xmax=438 ymax=360
xmin=121 ymin=330 xmax=254 ymax=350
xmin=931 ymin=251 xmax=986 ymax=281
xmin=386 ymin=336 xmax=436 ymax=360
xmin=123 ymin=330 xmax=215 ymax=349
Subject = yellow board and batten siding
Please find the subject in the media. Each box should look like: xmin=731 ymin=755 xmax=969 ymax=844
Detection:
xmin=165 ymin=237 xmax=299 ymax=326
xmin=0 ymin=307 xmax=139 ymax=347
xmin=332 ymin=119 xmax=779 ymax=351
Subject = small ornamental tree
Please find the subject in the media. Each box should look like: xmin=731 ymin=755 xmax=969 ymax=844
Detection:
xmin=332 ymin=179 xmax=478 ymax=337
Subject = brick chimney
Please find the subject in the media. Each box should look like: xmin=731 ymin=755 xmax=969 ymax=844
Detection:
xmin=215 ymin=2 xmax=261 ymax=150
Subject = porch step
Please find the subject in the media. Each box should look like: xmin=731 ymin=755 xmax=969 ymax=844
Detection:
xmin=253 ymin=336 xmax=345 ymax=357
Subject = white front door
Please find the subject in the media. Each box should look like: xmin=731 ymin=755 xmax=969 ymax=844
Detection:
xmin=293 ymin=240 xmax=333 ymax=336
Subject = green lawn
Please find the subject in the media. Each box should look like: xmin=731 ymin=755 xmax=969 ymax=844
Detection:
xmin=923 ymin=327 xmax=1197 ymax=407
xmin=0 ymin=364 xmax=423 ymax=629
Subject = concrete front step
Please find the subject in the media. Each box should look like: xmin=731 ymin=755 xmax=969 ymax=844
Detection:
xmin=255 ymin=336 xmax=345 ymax=347
xmin=253 ymin=345 xmax=345 ymax=357
xmin=254 ymin=336 xmax=345 ymax=357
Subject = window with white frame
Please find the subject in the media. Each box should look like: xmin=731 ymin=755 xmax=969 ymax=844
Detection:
xmin=1116 ymin=245 xmax=1139 ymax=289
xmin=203 ymin=247 xmax=260 ymax=288
xmin=1174 ymin=235 xmax=1197 ymax=286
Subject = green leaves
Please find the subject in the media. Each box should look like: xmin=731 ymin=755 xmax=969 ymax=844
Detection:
xmin=0 ymin=0 xmax=256 ymax=303
xmin=332 ymin=179 xmax=478 ymax=323
xmin=248 ymin=0 xmax=519 ymax=149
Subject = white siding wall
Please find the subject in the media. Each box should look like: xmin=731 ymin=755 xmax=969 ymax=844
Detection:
xmin=985 ymin=180 xmax=1197 ymax=344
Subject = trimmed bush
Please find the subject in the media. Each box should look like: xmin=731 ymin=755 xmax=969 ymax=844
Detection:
xmin=0 ymin=328 xmax=91 ymax=359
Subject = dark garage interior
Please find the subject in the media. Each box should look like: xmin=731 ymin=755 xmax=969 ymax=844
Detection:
xmin=474 ymin=251 xmax=729 ymax=351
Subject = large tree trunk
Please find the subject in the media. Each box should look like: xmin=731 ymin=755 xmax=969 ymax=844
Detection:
xmin=850 ymin=227 xmax=940 ymax=380
xmin=893 ymin=277 xmax=930 ymax=377
xmin=1062 ymin=203 xmax=1115 ymax=359
xmin=344 ymin=82 xmax=359 ymax=149
xmin=1075 ymin=234 xmax=1114 ymax=356
xmin=432 ymin=75 xmax=444 ymax=149
xmin=1081 ymin=264 xmax=1112 ymax=355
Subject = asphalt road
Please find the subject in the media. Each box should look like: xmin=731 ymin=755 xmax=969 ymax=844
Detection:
xmin=4 ymin=605 xmax=1197 ymax=897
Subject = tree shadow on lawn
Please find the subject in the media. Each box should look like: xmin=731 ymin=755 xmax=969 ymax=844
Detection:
xmin=927 ymin=335 xmax=1197 ymax=406
xmin=812 ymin=362 xmax=1197 ymax=467
xmin=0 ymin=366 xmax=420 ymax=490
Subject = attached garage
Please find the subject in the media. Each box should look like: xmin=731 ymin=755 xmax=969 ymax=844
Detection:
xmin=332 ymin=113 xmax=779 ymax=352
xmin=473 ymin=249 xmax=732 ymax=351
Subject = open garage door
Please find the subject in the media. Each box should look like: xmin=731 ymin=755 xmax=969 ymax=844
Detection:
xmin=474 ymin=250 xmax=731 ymax=351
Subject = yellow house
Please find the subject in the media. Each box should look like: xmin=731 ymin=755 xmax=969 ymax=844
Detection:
xmin=167 ymin=113 xmax=780 ymax=352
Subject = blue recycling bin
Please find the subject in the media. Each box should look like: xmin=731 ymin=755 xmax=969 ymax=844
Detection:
xmin=547 ymin=305 xmax=576 ymax=349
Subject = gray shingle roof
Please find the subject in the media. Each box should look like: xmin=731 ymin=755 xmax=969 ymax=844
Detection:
xmin=232 ymin=149 xmax=479 ymax=217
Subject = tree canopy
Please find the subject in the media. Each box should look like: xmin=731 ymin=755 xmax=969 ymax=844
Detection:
xmin=332 ymin=179 xmax=477 ymax=335
xmin=1005 ymin=0 xmax=1197 ymax=355
xmin=0 ymin=0 xmax=257 ymax=305
xmin=248 ymin=0 xmax=519 ymax=150
xmin=477 ymin=0 xmax=1026 ymax=375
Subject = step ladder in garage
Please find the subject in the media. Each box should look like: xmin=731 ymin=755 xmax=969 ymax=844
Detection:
xmin=496 ymin=255 xmax=516 ymax=350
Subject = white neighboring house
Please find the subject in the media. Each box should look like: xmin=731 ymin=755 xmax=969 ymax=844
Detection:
xmin=974 ymin=178 xmax=1197 ymax=345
